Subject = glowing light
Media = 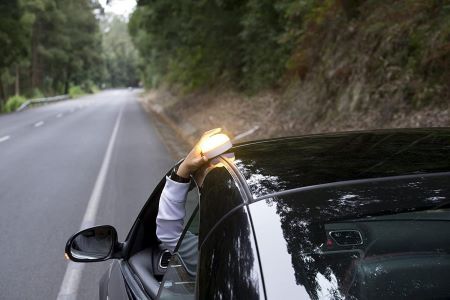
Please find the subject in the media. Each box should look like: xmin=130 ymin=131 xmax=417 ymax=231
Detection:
xmin=200 ymin=133 xmax=232 ymax=159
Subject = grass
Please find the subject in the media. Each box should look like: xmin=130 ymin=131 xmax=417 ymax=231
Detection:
xmin=3 ymin=95 xmax=27 ymax=113
xmin=68 ymin=86 xmax=85 ymax=98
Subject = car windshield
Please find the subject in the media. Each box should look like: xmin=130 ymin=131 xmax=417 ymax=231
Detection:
xmin=251 ymin=173 xmax=450 ymax=299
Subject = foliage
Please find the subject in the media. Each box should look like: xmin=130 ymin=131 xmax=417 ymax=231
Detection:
xmin=130 ymin=0 xmax=450 ymax=106
xmin=68 ymin=86 xmax=85 ymax=98
xmin=80 ymin=80 xmax=99 ymax=94
xmin=129 ymin=0 xmax=322 ymax=91
xmin=101 ymin=14 xmax=140 ymax=87
xmin=0 ymin=0 xmax=139 ymax=106
xmin=129 ymin=1 xmax=245 ymax=91
xmin=0 ymin=0 xmax=102 ymax=103
xmin=28 ymin=88 xmax=44 ymax=99
xmin=0 ymin=0 xmax=28 ymax=70
xmin=4 ymin=95 xmax=27 ymax=113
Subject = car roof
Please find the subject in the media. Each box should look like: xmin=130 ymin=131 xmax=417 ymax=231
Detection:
xmin=228 ymin=128 xmax=450 ymax=199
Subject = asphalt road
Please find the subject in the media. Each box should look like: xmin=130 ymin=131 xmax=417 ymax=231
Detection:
xmin=0 ymin=89 xmax=174 ymax=299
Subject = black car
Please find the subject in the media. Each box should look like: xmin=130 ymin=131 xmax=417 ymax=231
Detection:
xmin=65 ymin=128 xmax=450 ymax=299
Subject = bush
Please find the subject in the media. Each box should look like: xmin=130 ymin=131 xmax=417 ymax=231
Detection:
xmin=4 ymin=95 xmax=27 ymax=112
xmin=29 ymin=88 xmax=44 ymax=99
xmin=89 ymin=84 xmax=100 ymax=93
xmin=82 ymin=80 xmax=100 ymax=94
xmin=68 ymin=86 xmax=85 ymax=98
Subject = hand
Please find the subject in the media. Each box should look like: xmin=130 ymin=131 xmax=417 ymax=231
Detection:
xmin=177 ymin=128 xmax=222 ymax=178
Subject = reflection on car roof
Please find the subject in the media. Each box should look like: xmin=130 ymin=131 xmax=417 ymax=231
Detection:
xmin=229 ymin=128 xmax=450 ymax=199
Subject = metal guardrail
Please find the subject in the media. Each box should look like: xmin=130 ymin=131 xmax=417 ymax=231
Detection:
xmin=16 ymin=95 xmax=70 ymax=112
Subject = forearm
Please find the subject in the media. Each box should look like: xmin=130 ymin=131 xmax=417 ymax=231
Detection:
xmin=156 ymin=177 xmax=190 ymax=252
xmin=156 ymin=129 xmax=221 ymax=251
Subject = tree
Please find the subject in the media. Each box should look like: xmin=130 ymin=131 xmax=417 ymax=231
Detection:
xmin=102 ymin=14 xmax=139 ymax=87
xmin=129 ymin=0 xmax=245 ymax=91
xmin=0 ymin=0 xmax=28 ymax=100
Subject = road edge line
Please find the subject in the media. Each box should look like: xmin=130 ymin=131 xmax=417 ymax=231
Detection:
xmin=56 ymin=103 xmax=124 ymax=300
xmin=0 ymin=135 xmax=10 ymax=143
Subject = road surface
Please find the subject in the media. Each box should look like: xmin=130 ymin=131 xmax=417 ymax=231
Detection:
xmin=0 ymin=89 xmax=174 ymax=299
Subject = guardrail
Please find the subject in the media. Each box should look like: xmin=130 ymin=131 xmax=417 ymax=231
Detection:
xmin=16 ymin=95 xmax=70 ymax=112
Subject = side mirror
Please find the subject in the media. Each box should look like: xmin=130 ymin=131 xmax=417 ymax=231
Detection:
xmin=65 ymin=225 xmax=119 ymax=262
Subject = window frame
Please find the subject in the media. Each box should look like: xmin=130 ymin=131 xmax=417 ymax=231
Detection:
xmin=196 ymin=158 xmax=251 ymax=249
xmin=156 ymin=157 xmax=260 ymax=299
xmin=156 ymin=179 xmax=201 ymax=299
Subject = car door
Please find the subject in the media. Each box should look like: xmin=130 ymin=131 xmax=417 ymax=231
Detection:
xmin=129 ymin=176 xmax=201 ymax=299
xmin=94 ymin=166 xmax=202 ymax=300
xmin=156 ymin=206 xmax=200 ymax=299
xmin=102 ymin=173 xmax=173 ymax=300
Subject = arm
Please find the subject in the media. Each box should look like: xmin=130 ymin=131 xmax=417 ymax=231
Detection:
xmin=156 ymin=128 xmax=222 ymax=252
xmin=156 ymin=177 xmax=190 ymax=252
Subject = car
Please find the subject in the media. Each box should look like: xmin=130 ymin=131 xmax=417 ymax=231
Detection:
xmin=65 ymin=128 xmax=450 ymax=299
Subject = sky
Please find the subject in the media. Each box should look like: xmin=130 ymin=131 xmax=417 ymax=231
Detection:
xmin=99 ymin=0 xmax=136 ymax=17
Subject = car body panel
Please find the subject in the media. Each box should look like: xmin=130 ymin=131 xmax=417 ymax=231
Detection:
xmin=100 ymin=261 xmax=129 ymax=300
xmin=120 ymin=260 xmax=150 ymax=299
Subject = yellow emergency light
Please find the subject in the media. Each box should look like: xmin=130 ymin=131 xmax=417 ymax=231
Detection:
xmin=200 ymin=133 xmax=233 ymax=159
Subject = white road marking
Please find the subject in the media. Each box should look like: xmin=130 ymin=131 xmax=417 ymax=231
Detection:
xmin=34 ymin=121 xmax=44 ymax=127
xmin=57 ymin=113 xmax=63 ymax=118
xmin=0 ymin=135 xmax=10 ymax=143
xmin=57 ymin=104 xmax=124 ymax=300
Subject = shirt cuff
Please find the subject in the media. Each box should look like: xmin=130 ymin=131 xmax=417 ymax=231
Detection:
xmin=163 ymin=176 xmax=191 ymax=203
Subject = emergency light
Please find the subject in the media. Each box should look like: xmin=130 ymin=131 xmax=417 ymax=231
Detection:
xmin=200 ymin=133 xmax=232 ymax=159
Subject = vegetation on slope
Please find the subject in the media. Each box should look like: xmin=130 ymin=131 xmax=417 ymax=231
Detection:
xmin=134 ymin=0 xmax=449 ymax=138
xmin=130 ymin=0 xmax=450 ymax=108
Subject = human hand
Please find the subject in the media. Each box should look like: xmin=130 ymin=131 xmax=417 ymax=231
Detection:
xmin=176 ymin=128 xmax=222 ymax=178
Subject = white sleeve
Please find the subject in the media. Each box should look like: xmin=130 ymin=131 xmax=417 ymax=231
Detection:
xmin=156 ymin=176 xmax=190 ymax=252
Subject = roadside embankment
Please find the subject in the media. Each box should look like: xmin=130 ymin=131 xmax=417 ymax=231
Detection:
xmin=140 ymin=88 xmax=449 ymax=147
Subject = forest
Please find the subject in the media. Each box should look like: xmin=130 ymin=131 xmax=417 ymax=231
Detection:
xmin=130 ymin=0 xmax=449 ymax=137
xmin=130 ymin=0 xmax=450 ymax=98
xmin=0 ymin=0 xmax=139 ymax=112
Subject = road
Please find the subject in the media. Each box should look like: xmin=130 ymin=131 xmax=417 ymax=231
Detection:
xmin=0 ymin=90 xmax=174 ymax=299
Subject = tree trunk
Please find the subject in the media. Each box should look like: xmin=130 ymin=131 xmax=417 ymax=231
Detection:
xmin=64 ymin=65 xmax=71 ymax=94
xmin=15 ymin=65 xmax=20 ymax=96
xmin=0 ymin=76 xmax=5 ymax=106
xmin=31 ymin=22 xmax=40 ymax=90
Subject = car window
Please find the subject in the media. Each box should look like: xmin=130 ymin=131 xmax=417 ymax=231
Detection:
xmin=157 ymin=188 xmax=200 ymax=300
